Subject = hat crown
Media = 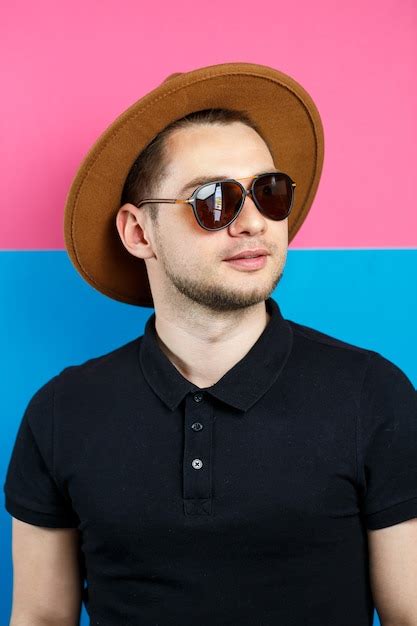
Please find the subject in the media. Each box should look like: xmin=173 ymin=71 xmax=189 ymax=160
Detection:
xmin=162 ymin=71 xmax=184 ymax=83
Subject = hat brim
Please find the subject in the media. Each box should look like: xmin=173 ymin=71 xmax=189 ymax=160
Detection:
xmin=64 ymin=62 xmax=324 ymax=308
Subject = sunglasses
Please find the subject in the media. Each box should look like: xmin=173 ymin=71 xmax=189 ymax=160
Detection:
xmin=134 ymin=171 xmax=296 ymax=231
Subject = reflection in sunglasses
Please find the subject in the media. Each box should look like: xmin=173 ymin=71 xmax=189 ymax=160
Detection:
xmin=197 ymin=183 xmax=218 ymax=200
xmin=214 ymin=185 xmax=222 ymax=223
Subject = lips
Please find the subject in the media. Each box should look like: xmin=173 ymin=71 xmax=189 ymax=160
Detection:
xmin=224 ymin=255 xmax=268 ymax=270
xmin=225 ymin=248 xmax=269 ymax=260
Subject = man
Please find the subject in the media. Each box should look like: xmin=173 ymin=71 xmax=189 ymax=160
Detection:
xmin=4 ymin=62 xmax=417 ymax=626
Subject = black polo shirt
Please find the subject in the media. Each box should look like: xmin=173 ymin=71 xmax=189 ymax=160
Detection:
xmin=3 ymin=296 xmax=417 ymax=626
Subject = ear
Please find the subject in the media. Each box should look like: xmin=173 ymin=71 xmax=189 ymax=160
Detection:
xmin=115 ymin=203 xmax=156 ymax=260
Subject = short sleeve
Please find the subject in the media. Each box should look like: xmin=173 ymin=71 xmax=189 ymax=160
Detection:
xmin=357 ymin=351 xmax=417 ymax=530
xmin=3 ymin=376 xmax=80 ymax=528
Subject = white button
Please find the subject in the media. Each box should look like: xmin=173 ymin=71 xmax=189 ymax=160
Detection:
xmin=192 ymin=458 xmax=203 ymax=470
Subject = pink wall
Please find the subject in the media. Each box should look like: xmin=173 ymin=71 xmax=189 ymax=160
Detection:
xmin=1 ymin=0 xmax=416 ymax=248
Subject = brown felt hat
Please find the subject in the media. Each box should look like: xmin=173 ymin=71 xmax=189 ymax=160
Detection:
xmin=63 ymin=61 xmax=324 ymax=308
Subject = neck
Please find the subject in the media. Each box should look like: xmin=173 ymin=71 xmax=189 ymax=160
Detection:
xmin=153 ymin=301 xmax=271 ymax=389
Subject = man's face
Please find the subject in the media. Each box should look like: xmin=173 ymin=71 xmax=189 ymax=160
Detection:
xmin=127 ymin=122 xmax=289 ymax=312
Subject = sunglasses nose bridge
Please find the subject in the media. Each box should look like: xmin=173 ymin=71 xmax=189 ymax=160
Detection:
xmin=239 ymin=182 xmax=258 ymax=210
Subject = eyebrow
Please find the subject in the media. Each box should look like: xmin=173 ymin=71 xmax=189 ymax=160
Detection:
xmin=178 ymin=170 xmax=280 ymax=196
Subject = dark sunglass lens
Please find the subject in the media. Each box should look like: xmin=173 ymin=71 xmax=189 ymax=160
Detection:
xmin=253 ymin=173 xmax=293 ymax=220
xmin=195 ymin=181 xmax=242 ymax=229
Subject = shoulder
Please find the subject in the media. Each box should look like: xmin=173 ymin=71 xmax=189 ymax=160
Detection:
xmin=287 ymin=318 xmax=415 ymax=393
xmin=289 ymin=318 xmax=373 ymax=356
xmin=288 ymin=317 xmax=374 ymax=372
xmin=55 ymin=335 xmax=141 ymax=390
xmin=26 ymin=336 xmax=143 ymax=419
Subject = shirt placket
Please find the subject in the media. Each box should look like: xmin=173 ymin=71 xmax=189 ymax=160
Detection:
xmin=183 ymin=391 xmax=213 ymax=516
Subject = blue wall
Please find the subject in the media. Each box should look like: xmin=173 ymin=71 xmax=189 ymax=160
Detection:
xmin=2 ymin=249 xmax=416 ymax=625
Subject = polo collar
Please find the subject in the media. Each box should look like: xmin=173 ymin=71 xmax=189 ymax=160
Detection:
xmin=138 ymin=297 xmax=293 ymax=413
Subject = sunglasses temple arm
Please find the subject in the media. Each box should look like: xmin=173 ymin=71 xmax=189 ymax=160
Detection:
xmin=136 ymin=199 xmax=180 ymax=208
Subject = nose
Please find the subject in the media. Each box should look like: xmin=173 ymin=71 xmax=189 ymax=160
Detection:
xmin=227 ymin=187 xmax=266 ymax=235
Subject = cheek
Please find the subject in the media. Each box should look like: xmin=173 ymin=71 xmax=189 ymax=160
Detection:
xmin=158 ymin=231 xmax=201 ymax=267
xmin=267 ymin=221 xmax=288 ymax=250
xmin=277 ymin=220 xmax=289 ymax=244
xmin=175 ymin=202 xmax=199 ymax=231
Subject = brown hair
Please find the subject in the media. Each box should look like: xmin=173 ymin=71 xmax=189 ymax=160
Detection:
xmin=120 ymin=108 xmax=269 ymax=224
